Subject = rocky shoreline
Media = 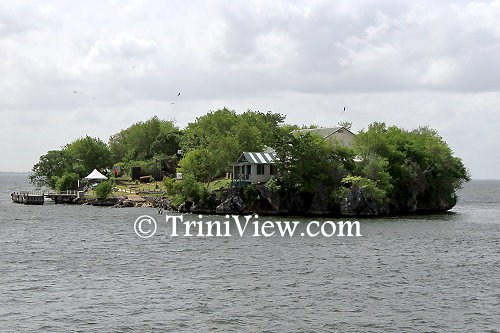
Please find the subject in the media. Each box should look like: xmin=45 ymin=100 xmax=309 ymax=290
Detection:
xmin=73 ymin=195 xmax=170 ymax=209
xmin=66 ymin=182 xmax=455 ymax=218
xmin=171 ymin=184 xmax=455 ymax=217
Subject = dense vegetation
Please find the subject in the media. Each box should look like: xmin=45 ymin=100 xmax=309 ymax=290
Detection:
xmin=349 ymin=123 xmax=470 ymax=209
xmin=30 ymin=108 xmax=469 ymax=214
xmin=270 ymin=122 xmax=469 ymax=211
xmin=30 ymin=117 xmax=181 ymax=188
xmin=178 ymin=108 xmax=288 ymax=182
xmin=30 ymin=136 xmax=112 ymax=188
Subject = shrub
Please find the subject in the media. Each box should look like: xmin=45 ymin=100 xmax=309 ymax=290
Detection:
xmin=95 ymin=181 xmax=113 ymax=198
xmin=163 ymin=176 xmax=176 ymax=193
xmin=163 ymin=174 xmax=209 ymax=206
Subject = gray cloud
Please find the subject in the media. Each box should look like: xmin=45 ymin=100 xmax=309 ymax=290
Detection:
xmin=0 ymin=0 xmax=499 ymax=178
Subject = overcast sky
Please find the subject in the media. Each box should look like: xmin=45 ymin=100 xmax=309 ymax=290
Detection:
xmin=1 ymin=0 xmax=499 ymax=179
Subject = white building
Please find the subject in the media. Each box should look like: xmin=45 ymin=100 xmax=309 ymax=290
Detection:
xmin=231 ymin=152 xmax=277 ymax=184
xmin=292 ymin=127 xmax=355 ymax=147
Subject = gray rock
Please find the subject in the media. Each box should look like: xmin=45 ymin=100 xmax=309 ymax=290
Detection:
xmin=340 ymin=186 xmax=388 ymax=216
xmin=216 ymin=194 xmax=245 ymax=214
xmin=178 ymin=201 xmax=193 ymax=213
xmin=91 ymin=197 xmax=121 ymax=206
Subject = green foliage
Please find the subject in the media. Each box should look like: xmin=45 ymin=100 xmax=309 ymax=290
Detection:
xmin=358 ymin=155 xmax=393 ymax=195
xmin=338 ymin=121 xmax=353 ymax=130
xmin=121 ymin=159 xmax=157 ymax=177
xmin=55 ymin=173 xmax=80 ymax=191
xmin=94 ymin=181 xmax=113 ymax=199
xmin=30 ymin=136 xmax=111 ymax=190
xmin=272 ymin=130 xmax=356 ymax=192
xmin=162 ymin=177 xmax=177 ymax=199
xmin=265 ymin=176 xmax=281 ymax=192
xmin=179 ymin=108 xmax=285 ymax=182
xmin=30 ymin=150 xmax=75 ymax=189
xmin=30 ymin=108 xmax=469 ymax=212
xmin=338 ymin=176 xmax=388 ymax=204
xmin=65 ymin=136 xmax=112 ymax=174
xmin=109 ymin=116 xmax=180 ymax=163
xmin=151 ymin=131 xmax=181 ymax=157
xmin=177 ymin=149 xmax=219 ymax=183
xmin=163 ymin=174 xmax=209 ymax=206
xmin=354 ymin=122 xmax=470 ymax=205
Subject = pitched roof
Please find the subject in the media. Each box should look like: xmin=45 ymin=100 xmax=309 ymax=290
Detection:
xmin=233 ymin=152 xmax=277 ymax=165
xmin=292 ymin=127 xmax=355 ymax=138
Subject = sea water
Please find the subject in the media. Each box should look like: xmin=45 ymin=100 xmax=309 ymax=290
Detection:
xmin=0 ymin=174 xmax=498 ymax=332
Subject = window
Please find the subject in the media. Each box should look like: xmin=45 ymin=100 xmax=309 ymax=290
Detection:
xmin=246 ymin=165 xmax=251 ymax=174
xmin=270 ymin=165 xmax=276 ymax=175
xmin=235 ymin=166 xmax=240 ymax=174
xmin=257 ymin=164 xmax=264 ymax=175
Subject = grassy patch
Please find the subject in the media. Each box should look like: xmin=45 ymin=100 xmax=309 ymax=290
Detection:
xmin=114 ymin=182 xmax=163 ymax=193
xmin=208 ymin=178 xmax=231 ymax=191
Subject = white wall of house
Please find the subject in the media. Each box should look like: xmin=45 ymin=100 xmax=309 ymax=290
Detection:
xmin=325 ymin=130 xmax=355 ymax=147
xmin=234 ymin=164 xmax=275 ymax=183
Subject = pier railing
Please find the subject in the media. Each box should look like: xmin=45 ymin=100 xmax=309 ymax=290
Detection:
xmin=12 ymin=190 xmax=80 ymax=197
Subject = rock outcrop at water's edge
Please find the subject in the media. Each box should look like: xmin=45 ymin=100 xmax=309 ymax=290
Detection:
xmin=340 ymin=186 xmax=389 ymax=217
xmin=70 ymin=184 xmax=456 ymax=216
xmin=73 ymin=195 xmax=170 ymax=208
xmin=168 ymin=183 xmax=457 ymax=217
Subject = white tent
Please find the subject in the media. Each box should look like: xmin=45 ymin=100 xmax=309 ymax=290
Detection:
xmin=84 ymin=169 xmax=107 ymax=180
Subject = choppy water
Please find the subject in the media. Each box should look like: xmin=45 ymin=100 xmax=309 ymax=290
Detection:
xmin=0 ymin=174 xmax=498 ymax=332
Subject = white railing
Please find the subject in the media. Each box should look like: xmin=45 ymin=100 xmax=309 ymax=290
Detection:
xmin=16 ymin=190 xmax=80 ymax=196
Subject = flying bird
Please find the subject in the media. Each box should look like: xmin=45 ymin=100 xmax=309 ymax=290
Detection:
xmin=74 ymin=91 xmax=77 ymax=93
xmin=342 ymin=107 xmax=346 ymax=114
xmin=178 ymin=92 xmax=181 ymax=96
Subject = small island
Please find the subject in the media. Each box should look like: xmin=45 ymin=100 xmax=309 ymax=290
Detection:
xmin=27 ymin=108 xmax=469 ymax=217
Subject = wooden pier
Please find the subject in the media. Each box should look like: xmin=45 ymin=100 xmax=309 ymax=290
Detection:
xmin=11 ymin=190 xmax=83 ymax=205
xmin=11 ymin=191 xmax=44 ymax=205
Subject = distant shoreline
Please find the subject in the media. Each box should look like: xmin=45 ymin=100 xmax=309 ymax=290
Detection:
xmin=0 ymin=171 xmax=30 ymax=175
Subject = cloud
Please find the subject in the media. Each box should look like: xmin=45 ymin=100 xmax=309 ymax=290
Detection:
xmin=0 ymin=0 xmax=499 ymax=178
xmin=0 ymin=5 xmax=56 ymax=36
xmin=85 ymin=33 xmax=157 ymax=63
xmin=65 ymin=32 xmax=159 ymax=79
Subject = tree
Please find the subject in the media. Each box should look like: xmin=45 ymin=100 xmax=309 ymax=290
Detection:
xmin=338 ymin=121 xmax=352 ymax=130
xmin=55 ymin=173 xmax=80 ymax=191
xmin=179 ymin=108 xmax=286 ymax=181
xmin=65 ymin=136 xmax=112 ymax=175
xmin=353 ymin=122 xmax=470 ymax=207
xmin=272 ymin=130 xmax=355 ymax=192
xmin=150 ymin=131 xmax=181 ymax=157
xmin=30 ymin=150 xmax=75 ymax=189
xmin=109 ymin=116 xmax=180 ymax=162
xmin=177 ymin=149 xmax=220 ymax=183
